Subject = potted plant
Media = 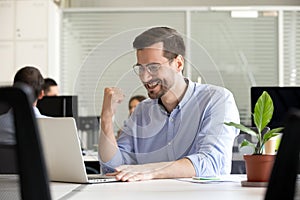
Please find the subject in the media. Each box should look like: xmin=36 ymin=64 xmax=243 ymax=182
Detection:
xmin=225 ymin=91 xmax=283 ymax=182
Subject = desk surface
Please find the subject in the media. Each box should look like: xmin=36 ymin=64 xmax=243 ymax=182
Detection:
xmin=1 ymin=175 xmax=267 ymax=200
xmin=53 ymin=179 xmax=266 ymax=200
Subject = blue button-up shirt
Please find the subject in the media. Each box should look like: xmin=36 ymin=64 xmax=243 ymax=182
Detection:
xmin=0 ymin=107 xmax=48 ymax=145
xmin=100 ymin=80 xmax=240 ymax=177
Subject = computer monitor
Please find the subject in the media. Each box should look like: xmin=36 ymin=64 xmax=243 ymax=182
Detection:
xmin=251 ymin=87 xmax=300 ymax=129
xmin=36 ymin=96 xmax=78 ymax=123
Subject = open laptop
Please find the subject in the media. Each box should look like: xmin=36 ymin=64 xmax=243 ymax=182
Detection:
xmin=37 ymin=117 xmax=117 ymax=184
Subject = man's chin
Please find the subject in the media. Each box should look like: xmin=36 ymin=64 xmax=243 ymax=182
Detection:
xmin=148 ymin=91 xmax=163 ymax=99
xmin=147 ymin=92 xmax=156 ymax=99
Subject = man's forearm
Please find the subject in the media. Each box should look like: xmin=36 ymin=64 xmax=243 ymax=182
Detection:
xmin=98 ymin=117 xmax=118 ymax=163
xmin=109 ymin=158 xmax=196 ymax=181
xmin=153 ymin=158 xmax=196 ymax=179
xmin=98 ymin=87 xmax=124 ymax=163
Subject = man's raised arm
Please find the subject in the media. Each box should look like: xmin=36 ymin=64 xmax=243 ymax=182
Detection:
xmin=98 ymin=87 xmax=124 ymax=162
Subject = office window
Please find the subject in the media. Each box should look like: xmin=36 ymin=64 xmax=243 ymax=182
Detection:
xmin=190 ymin=11 xmax=278 ymax=125
xmin=283 ymin=11 xmax=300 ymax=86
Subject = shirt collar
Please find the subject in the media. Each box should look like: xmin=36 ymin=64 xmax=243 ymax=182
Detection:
xmin=177 ymin=78 xmax=195 ymax=109
xmin=33 ymin=106 xmax=43 ymax=117
xmin=157 ymin=78 xmax=195 ymax=112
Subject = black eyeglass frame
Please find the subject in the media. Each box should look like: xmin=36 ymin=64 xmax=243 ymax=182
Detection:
xmin=132 ymin=58 xmax=174 ymax=76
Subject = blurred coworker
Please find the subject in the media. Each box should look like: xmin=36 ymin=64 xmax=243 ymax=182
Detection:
xmin=43 ymin=78 xmax=59 ymax=96
xmin=117 ymin=95 xmax=146 ymax=138
xmin=0 ymin=66 xmax=47 ymax=145
xmin=128 ymin=95 xmax=146 ymax=115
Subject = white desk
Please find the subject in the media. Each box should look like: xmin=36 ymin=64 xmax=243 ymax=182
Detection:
xmin=52 ymin=175 xmax=268 ymax=200
xmin=1 ymin=175 xmax=267 ymax=200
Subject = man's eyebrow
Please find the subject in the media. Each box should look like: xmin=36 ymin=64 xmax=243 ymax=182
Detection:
xmin=137 ymin=62 xmax=161 ymax=66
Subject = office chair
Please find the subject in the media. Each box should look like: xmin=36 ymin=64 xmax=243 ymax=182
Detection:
xmin=265 ymin=109 xmax=300 ymax=200
xmin=0 ymin=84 xmax=51 ymax=200
xmin=0 ymin=144 xmax=18 ymax=173
xmin=0 ymin=102 xmax=10 ymax=115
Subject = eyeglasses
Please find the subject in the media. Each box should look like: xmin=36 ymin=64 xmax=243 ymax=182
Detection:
xmin=132 ymin=59 xmax=172 ymax=76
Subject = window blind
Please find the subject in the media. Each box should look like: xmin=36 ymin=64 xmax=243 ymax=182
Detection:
xmin=190 ymin=11 xmax=278 ymax=125
xmin=61 ymin=9 xmax=299 ymax=129
xmin=283 ymin=11 xmax=300 ymax=86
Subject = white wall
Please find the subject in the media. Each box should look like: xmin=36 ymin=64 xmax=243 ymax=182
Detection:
xmin=0 ymin=0 xmax=60 ymax=86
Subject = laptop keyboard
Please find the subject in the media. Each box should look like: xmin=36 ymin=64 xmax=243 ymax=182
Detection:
xmin=87 ymin=174 xmax=117 ymax=183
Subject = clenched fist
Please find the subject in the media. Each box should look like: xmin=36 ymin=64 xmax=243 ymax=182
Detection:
xmin=101 ymin=87 xmax=125 ymax=119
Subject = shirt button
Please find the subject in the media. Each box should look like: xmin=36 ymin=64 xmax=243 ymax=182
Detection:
xmin=170 ymin=118 xmax=173 ymax=122
xmin=168 ymin=142 xmax=171 ymax=145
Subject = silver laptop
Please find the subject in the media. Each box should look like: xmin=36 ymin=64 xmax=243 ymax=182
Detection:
xmin=37 ymin=117 xmax=117 ymax=184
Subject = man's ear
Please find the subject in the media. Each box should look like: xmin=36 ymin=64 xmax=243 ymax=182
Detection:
xmin=38 ymin=90 xmax=44 ymax=100
xmin=175 ymin=55 xmax=184 ymax=72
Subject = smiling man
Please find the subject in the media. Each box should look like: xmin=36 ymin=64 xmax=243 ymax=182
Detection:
xmin=98 ymin=27 xmax=240 ymax=182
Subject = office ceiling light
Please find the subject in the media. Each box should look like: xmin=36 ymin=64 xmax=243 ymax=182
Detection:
xmin=231 ymin=11 xmax=259 ymax=18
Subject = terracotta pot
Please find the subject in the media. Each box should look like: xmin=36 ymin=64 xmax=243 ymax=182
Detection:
xmin=243 ymin=154 xmax=276 ymax=182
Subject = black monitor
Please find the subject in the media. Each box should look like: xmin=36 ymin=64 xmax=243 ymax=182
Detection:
xmin=251 ymin=87 xmax=300 ymax=129
xmin=36 ymin=96 xmax=78 ymax=123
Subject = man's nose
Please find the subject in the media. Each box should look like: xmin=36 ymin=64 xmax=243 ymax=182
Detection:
xmin=139 ymin=69 xmax=152 ymax=83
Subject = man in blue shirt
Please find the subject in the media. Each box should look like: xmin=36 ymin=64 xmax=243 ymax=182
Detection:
xmin=99 ymin=27 xmax=240 ymax=181
xmin=0 ymin=66 xmax=47 ymax=145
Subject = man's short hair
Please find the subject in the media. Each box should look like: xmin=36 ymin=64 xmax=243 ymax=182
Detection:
xmin=13 ymin=66 xmax=44 ymax=99
xmin=43 ymin=78 xmax=58 ymax=95
xmin=133 ymin=27 xmax=186 ymax=60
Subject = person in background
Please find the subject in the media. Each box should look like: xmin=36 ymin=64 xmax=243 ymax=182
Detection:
xmin=117 ymin=95 xmax=146 ymax=138
xmin=99 ymin=27 xmax=240 ymax=182
xmin=0 ymin=66 xmax=47 ymax=145
xmin=43 ymin=78 xmax=59 ymax=96
xmin=128 ymin=95 xmax=146 ymax=116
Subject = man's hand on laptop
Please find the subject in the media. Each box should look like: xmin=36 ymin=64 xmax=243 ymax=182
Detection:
xmin=105 ymin=162 xmax=174 ymax=182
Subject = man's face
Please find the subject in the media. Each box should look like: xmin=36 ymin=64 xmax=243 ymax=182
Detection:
xmin=129 ymin=99 xmax=141 ymax=115
xmin=136 ymin=43 xmax=179 ymax=99
xmin=46 ymin=86 xmax=59 ymax=96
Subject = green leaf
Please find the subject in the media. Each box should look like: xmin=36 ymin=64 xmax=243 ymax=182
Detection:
xmin=253 ymin=91 xmax=274 ymax=134
xmin=224 ymin=122 xmax=257 ymax=137
xmin=262 ymin=127 xmax=284 ymax=144
xmin=240 ymin=139 xmax=256 ymax=150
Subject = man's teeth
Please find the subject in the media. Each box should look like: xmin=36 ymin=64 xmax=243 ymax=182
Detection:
xmin=148 ymin=81 xmax=159 ymax=87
